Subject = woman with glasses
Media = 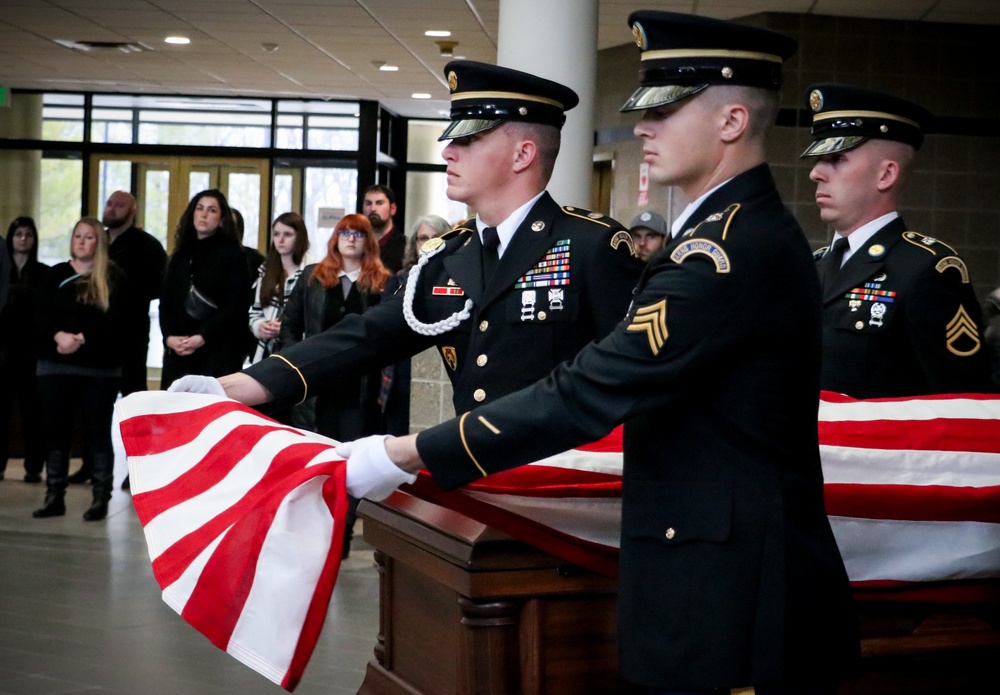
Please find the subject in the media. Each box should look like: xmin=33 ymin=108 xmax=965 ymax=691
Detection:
xmin=247 ymin=212 xmax=312 ymax=365
xmin=279 ymin=213 xmax=389 ymax=556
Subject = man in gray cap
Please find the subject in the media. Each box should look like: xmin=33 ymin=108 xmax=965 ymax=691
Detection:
xmin=803 ymin=83 xmax=990 ymax=398
xmin=345 ymin=10 xmax=860 ymax=695
xmin=628 ymin=210 xmax=668 ymax=263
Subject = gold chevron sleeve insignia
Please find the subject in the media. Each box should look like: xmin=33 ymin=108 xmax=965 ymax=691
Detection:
xmin=945 ymin=305 xmax=981 ymax=356
xmin=626 ymin=299 xmax=668 ymax=355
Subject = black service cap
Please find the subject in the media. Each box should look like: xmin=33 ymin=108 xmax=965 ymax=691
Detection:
xmin=439 ymin=60 xmax=579 ymax=141
xmin=621 ymin=11 xmax=797 ymax=112
xmin=801 ymin=83 xmax=933 ymax=157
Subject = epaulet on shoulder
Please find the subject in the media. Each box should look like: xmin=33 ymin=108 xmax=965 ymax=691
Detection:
xmin=901 ymin=230 xmax=957 ymax=256
xmin=684 ymin=203 xmax=741 ymax=240
xmin=441 ymin=226 xmax=473 ymax=240
xmin=561 ymin=205 xmax=612 ymax=228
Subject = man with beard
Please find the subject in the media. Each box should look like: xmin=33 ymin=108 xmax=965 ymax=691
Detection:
xmin=362 ymin=185 xmax=405 ymax=273
xmin=101 ymin=190 xmax=166 ymax=490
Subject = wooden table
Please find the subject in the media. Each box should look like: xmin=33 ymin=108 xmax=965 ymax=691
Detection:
xmin=357 ymin=492 xmax=1000 ymax=695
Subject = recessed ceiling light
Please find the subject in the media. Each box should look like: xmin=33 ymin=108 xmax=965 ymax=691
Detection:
xmin=379 ymin=64 xmax=399 ymax=72
xmin=164 ymin=36 xmax=190 ymax=45
xmin=412 ymin=93 xmax=432 ymax=99
xmin=424 ymin=30 xmax=451 ymax=37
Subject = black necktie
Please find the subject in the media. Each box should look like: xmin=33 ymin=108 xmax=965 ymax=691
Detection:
xmin=482 ymin=226 xmax=500 ymax=281
xmin=821 ymin=237 xmax=849 ymax=294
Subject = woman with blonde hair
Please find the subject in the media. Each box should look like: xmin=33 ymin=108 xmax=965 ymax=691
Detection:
xmin=279 ymin=213 xmax=389 ymax=556
xmin=33 ymin=217 xmax=127 ymax=520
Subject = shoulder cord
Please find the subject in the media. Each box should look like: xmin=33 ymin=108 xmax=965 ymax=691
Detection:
xmin=402 ymin=240 xmax=473 ymax=336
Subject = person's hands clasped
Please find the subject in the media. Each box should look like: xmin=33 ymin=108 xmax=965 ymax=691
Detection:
xmin=336 ymin=435 xmax=417 ymax=501
xmin=167 ymin=375 xmax=227 ymax=397
xmin=258 ymin=319 xmax=281 ymax=340
xmin=54 ymin=330 xmax=85 ymax=355
xmin=166 ymin=334 xmax=206 ymax=356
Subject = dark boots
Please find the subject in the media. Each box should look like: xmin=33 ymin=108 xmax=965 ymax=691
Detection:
xmin=33 ymin=491 xmax=66 ymax=518
xmin=83 ymin=498 xmax=108 ymax=521
xmin=84 ymin=455 xmax=114 ymax=522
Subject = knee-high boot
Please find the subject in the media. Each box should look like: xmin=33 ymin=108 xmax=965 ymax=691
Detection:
xmin=83 ymin=454 xmax=114 ymax=521
xmin=33 ymin=450 xmax=68 ymax=518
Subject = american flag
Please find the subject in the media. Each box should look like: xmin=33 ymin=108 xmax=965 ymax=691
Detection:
xmin=115 ymin=390 xmax=1000 ymax=690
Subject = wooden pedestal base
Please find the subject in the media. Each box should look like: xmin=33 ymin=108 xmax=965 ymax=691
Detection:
xmin=356 ymin=493 xmax=641 ymax=695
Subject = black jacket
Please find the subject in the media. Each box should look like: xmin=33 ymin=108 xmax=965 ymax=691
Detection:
xmin=417 ymin=165 xmax=860 ymax=690
xmin=245 ymin=192 xmax=642 ymax=413
xmin=817 ymin=217 xmax=991 ymax=397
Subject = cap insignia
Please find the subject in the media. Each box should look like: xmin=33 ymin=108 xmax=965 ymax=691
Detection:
xmin=531 ymin=220 xmax=545 ymax=232
xmin=809 ymin=89 xmax=824 ymax=112
xmin=518 ymin=106 xmax=528 ymax=116
xmin=880 ymin=124 xmax=889 ymax=133
xmin=447 ymin=71 xmax=458 ymax=92
xmin=721 ymin=66 xmax=733 ymax=79
xmin=640 ymin=212 xmax=652 ymax=222
xmin=632 ymin=22 xmax=647 ymax=50
xmin=868 ymin=244 xmax=885 ymax=257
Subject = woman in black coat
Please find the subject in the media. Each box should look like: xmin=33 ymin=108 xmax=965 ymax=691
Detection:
xmin=279 ymin=213 xmax=389 ymax=557
xmin=32 ymin=217 xmax=127 ymax=520
xmin=0 ymin=216 xmax=49 ymax=483
xmin=159 ymin=189 xmax=249 ymax=389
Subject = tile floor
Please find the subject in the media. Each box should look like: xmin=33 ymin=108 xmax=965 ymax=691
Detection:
xmin=0 ymin=457 xmax=379 ymax=695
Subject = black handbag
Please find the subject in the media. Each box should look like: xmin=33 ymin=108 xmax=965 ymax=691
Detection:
xmin=184 ymin=282 xmax=218 ymax=321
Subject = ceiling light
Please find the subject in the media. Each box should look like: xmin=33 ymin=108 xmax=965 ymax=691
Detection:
xmin=412 ymin=93 xmax=432 ymax=99
xmin=425 ymin=30 xmax=451 ymax=37
xmin=379 ymin=64 xmax=399 ymax=72
xmin=164 ymin=36 xmax=190 ymax=45
xmin=260 ymin=43 xmax=279 ymax=53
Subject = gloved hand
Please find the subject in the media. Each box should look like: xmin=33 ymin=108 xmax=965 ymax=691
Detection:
xmin=167 ymin=375 xmax=227 ymax=397
xmin=336 ymin=435 xmax=417 ymax=501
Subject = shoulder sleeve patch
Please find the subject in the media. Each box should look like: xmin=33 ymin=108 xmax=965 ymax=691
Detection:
xmin=935 ymin=255 xmax=971 ymax=283
xmin=669 ymin=238 xmax=731 ymax=273
xmin=610 ymin=230 xmax=637 ymax=257
xmin=813 ymin=246 xmax=829 ymax=261
xmin=561 ymin=205 xmax=612 ymax=228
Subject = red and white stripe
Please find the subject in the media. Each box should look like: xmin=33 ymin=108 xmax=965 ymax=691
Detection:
xmin=115 ymin=392 xmax=349 ymax=692
xmin=115 ymin=390 xmax=1000 ymax=688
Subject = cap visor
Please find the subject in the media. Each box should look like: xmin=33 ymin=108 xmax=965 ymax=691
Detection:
xmin=800 ymin=135 xmax=868 ymax=158
xmin=620 ymin=84 xmax=707 ymax=112
xmin=438 ymin=118 xmax=503 ymax=141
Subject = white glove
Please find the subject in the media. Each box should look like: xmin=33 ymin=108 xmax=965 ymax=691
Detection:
xmin=167 ymin=375 xmax=226 ymax=397
xmin=336 ymin=435 xmax=417 ymax=501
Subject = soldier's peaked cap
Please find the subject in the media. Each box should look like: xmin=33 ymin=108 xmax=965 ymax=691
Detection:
xmin=621 ymin=11 xmax=797 ymax=112
xmin=439 ymin=60 xmax=579 ymax=141
xmin=801 ymin=83 xmax=933 ymax=157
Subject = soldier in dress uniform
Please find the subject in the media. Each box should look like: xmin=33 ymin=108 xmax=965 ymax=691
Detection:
xmin=170 ymin=61 xmax=641 ymax=421
xmin=342 ymin=11 xmax=860 ymax=695
xmin=804 ymin=84 xmax=991 ymax=398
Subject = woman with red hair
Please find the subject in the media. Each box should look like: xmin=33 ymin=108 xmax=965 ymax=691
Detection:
xmin=280 ymin=213 xmax=389 ymax=435
xmin=279 ymin=213 xmax=389 ymax=555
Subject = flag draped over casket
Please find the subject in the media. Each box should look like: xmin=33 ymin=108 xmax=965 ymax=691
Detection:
xmin=115 ymin=390 xmax=1000 ymax=690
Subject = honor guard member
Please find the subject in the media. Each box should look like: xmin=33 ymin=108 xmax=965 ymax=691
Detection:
xmin=804 ymin=84 xmax=991 ymax=398
xmin=170 ymin=61 xmax=641 ymax=423
xmin=342 ymin=11 xmax=860 ymax=695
